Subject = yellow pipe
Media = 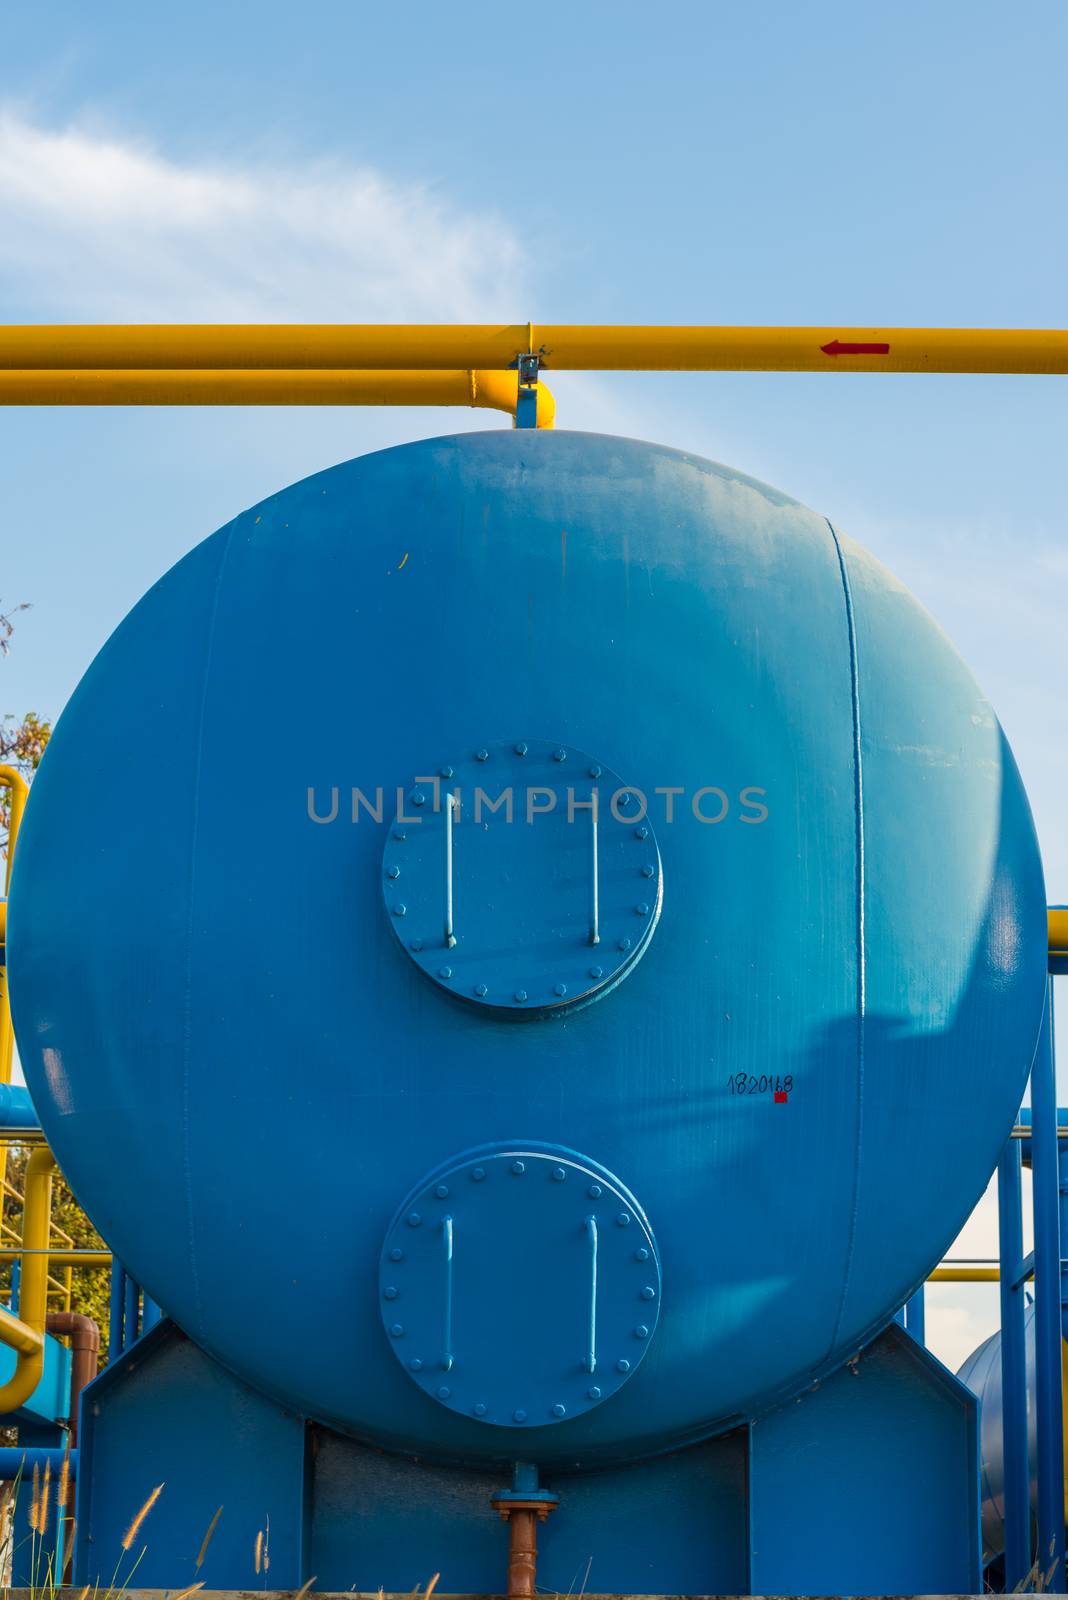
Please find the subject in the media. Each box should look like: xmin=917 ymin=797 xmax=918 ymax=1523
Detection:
xmin=2 ymin=324 xmax=1068 ymax=375
xmin=0 ymin=368 xmax=555 ymax=428
xmin=1050 ymin=907 xmax=1068 ymax=959
xmin=929 ymin=1266 xmax=1004 ymax=1282
xmin=0 ymin=1147 xmax=54 ymax=1411
xmin=0 ymin=766 xmax=29 ymax=1096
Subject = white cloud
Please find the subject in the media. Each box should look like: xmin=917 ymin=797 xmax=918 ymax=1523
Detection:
xmin=0 ymin=109 xmax=525 ymax=320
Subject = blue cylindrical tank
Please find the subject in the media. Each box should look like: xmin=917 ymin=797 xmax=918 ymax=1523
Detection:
xmin=958 ymin=1308 xmax=1042 ymax=1562
xmin=9 ymin=430 xmax=1047 ymax=1467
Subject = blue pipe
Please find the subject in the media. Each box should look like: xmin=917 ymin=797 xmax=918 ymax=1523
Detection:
xmin=0 ymin=1446 xmax=75 ymax=1479
xmin=998 ymin=1134 xmax=1031 ymax=1590
xmin=0 ymin=1084 xmax=40 ymax=1131
xmin=1030 ymin=980 xmax=1065 ymax=1592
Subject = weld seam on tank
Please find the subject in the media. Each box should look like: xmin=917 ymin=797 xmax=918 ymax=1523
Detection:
xmin=824 ymin=517 xmax=868 ymax=1359
xmin=179 ymin=520 xmax=237 ymax=1336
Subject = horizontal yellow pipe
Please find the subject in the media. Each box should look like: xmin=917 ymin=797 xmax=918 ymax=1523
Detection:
xmin=0 ymin=367 xmax=555 ymax=427
xmin=0 ymin=1303 xmax=43 ymax=1357
xmin=3 ymin=324 xmax=1068 ymax=374
xmin=1050 ymin=907 xmax=1068 ymax=957
xmin=929 ymin=1266 xmax=1002 ymax=1282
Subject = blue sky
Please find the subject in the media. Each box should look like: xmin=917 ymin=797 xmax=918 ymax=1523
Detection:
xmin=1 ymin=1 xmax=1065 ymax=1363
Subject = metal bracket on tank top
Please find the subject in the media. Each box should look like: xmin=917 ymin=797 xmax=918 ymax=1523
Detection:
xmin=515 ymin=351 xmax=541 ymax=429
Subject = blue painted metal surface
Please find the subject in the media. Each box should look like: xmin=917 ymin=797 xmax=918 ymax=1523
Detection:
xmin=1028 ymin=986 xmax=1065 ymax=1591
xmin=8 ymin=430 xmax=1048 ymax=1470
xmin=74 ymin=1320 xmax=306 ymax=1589
xmin=997 ymin=1135 xmax=1031 ymax=1583
xmin=905 ymin=1287 xmax=926 ymax=1345
xmin=750 ymin=1323 xmax=981 ymax=1595
xmin=378 ymin=1142 xmax=661 ymax=1426
xmin=380 ymin=740 xmax=662 ymax=1016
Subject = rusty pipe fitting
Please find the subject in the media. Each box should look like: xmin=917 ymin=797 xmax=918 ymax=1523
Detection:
xmin=491 ymin=1465 xmax=558 ymax=1600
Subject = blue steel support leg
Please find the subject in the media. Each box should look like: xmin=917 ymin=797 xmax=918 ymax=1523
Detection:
xmin=999 ymin=1135 xmax=1031 ymax=1590
xmin=123 ymin=1271 xmax=139 ymax=1350
xmin=905 ymin=1287 xmax=926 ymax=1346
xmin=1058 ymin=1113 xmax=1068 ymax=1344
xmin=108 ymin=1261 xmax=126 ymax=1361
xmin=141 ymin=1293 xmax=162 ymax=1332
xmin=1031 ymin=979 xmax=1065 ymax=1592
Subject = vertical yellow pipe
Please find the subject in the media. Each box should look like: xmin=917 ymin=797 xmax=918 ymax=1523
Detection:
xmin=0 ymin=1147 xmax=54 ymax=1410
xmin=0 ymin=767 xmax=30 ymax=1247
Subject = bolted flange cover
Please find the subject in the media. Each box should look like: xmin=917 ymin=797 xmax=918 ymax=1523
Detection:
xmin=380 ymin=739 xmax=663 ymax=1017
xmin=378 ymin=1143 xmax=662 ymax=1427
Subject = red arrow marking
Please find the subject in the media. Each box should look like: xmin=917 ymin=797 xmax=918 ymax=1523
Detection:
xmin=821 ymin=339 xmax=891 ymax=357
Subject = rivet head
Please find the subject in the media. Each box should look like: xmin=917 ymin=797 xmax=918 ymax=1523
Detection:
xmin=407 ymin=1212 xmax=422 ymax=1228
xmin=474 ymin=983 xmax=488 ymax=997
xmin=475 ymin=748 xmax=489 ymax=762
xmin=588 ymin=1183 xmax=602 ymax=1198
xmin=636 ymin=903 xmax=650 ymax=916
xmin=618 ymin=937 xmax=632 ymax=952
xmin=553 ymin=749 xmax=567 ymax=763
xmin=514 ymin=990 xmax=528 ymax=1003
xmin=635 ymin=1324 xmax=650 ymax=1338
xmin=617 ymin=1212 xmax=631 ymax=1227
xmin=386 ymin=864 xmax=401 ymax=879
xmin=409 ymin=938 xmax=423 ymax=952
xmin=552 ymin=1166 xmax=567 ymax=1182
xmin=440 ymin=766 xmax=454 ymax=779
xmin=514 ymin=741 xmax=528 ymax=755
xmin=617 ymin=1359 xmax=631 ymax=1373
xmin=390 ymin=1324 xmax=404 ymax=1338
xmin=634 ymin=1247 xmax=649 ymax=1262
xmin=554 ymin=982 xmax=568 ymax=997
xmin=390 ymin=1247 xmax=404 ymax=1262
xmin=435 ymin=1184 xmax=450 ymax=1199
xmin=411 ymin=790 xmax=426 ymax=807
xmin=587 ymin=1385 xmax=602 ymax=1400
xmin=392 ymin=903 xmax=407 ymax=917
xmin=474 ymin=1402 xmax=487 ymax=1416
xmin=589 ymin=965 xmax=603 ymax=979
xmin=641 ymin=1285 xmax=656 ymax=1300
xmin=437 ymin=1385 xmax=451 ymax=1399
xmin=589 ymin=764 xmax=602 ymax=778
xmin=551 ymin=1403 xmax=567 ymax=1418
xmin=393 ymin=828 xmax=407 ymax=841
xmin=472 ymin=1167 xmax=486 ymax=1182
xmin=511 ymin=1160 xmax=526 ymax=1175
xmin=641 ymin=863 xmax=655 ymax=878
xmin=513 ymin=1408 xmax=527 ymax=1422
xmin=438 ymin=966 xmax=453 ymax=980
xmin=409 ymin=1357 xmax=423 ymax=1371
xmin=635 ymin=825 xmax=648 ymax=840
xmin=383 ymin=1286 xmax=398 ymax=1300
